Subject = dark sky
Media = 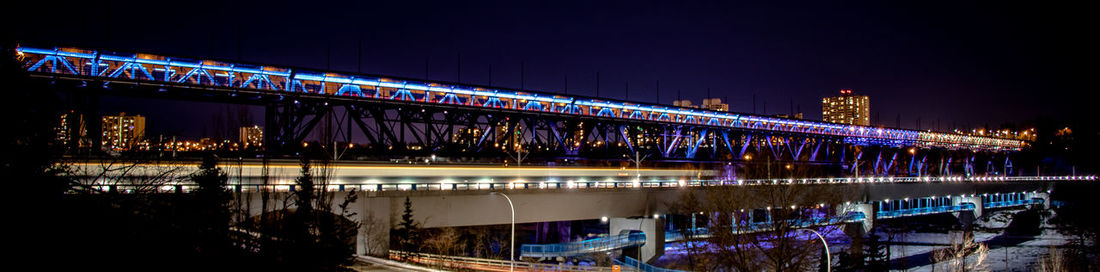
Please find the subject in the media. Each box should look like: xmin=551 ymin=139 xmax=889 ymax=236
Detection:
xmin=7 ymin=0 xmax=1095 ymax=138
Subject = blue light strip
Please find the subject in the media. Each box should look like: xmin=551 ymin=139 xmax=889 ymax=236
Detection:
xmin=16 ymin=46 xmax=1025 ymax=150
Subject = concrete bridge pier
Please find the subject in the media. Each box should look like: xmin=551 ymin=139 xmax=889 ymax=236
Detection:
xmin=842 ymin=221 xmax=867 ymax=263
xmin=610 ymin=217 xmax=665 ymax=263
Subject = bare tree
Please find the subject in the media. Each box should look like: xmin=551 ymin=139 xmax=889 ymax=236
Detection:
xmin=670 ymin=157 xmax=847 ymax=272
xmin=931 ymin=231 xmax=989 ymax=272
xmin=359 ymin=212 xmax=390 ymax=256
xmin=63 ymin=156 xmax=189 ymax=194
xmin=1037 ymin=247 xmax=1070 ymax=272
xmin=421 ymin=227 xmax=466 ymax=269
xmin=669 ymin=190 xmax=712 ymax=271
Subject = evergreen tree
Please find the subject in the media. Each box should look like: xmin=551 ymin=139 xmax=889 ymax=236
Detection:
xmin=865 ymin=232 xmax=888 ymax=271
xmin=266 ymin=156 xmax=357 ymax=271
xmin=833 ymin=252 xmax=860 ymax=272
xmin=395 ymin=196 xmax=421 ymax=257
xmin=190 ymin=154 xmax=232 ymax=259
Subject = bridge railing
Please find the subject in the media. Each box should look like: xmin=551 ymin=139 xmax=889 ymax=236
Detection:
xmin=664 ymin=227 xmax=710 ymax=242
xmin=984 ymin=199 xmax=1038 ymax=208
xmin=521 ymin=232 xmax=647 ymax=258
xmin=666 ymin=212 xmax=865 ymax=241
xmin=65 ymin=175 xmax=1097 ymax=194
xmin=876 ymin=203 xmax=976 ymax=218
xmin=389 ymin=250 xmax=632 ymax=271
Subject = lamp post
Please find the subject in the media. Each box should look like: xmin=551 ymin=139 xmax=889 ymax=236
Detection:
xmin=491 ymin=192 xmax=515 ymax=272
xmin=624 ymin=151 xmax=649 ymax=183
xmin=801 ymin=228 xmax=831 ymax=272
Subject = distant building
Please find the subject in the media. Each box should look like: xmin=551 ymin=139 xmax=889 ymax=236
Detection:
xmin=673 ymin=98 xmax=729 ymax=112
xmin=777 ymin=112 xmax=804 ymax=119
xmin=822 ymin=89 xmax=869 ymax=126
xmin=239 ymin=125 xmax=264 ymax=148
xmin=453 ymin=127 xmax=483 ymax=145
xmin=702 ymin=98 xmax=729 ymax=112
xmin=102 ymin=112 xmax=146 ymax=151
xmin=672 ymin=99 xmax=696 ymax=108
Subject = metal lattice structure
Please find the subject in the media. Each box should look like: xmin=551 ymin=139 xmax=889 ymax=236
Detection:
xmin=16 ymin=46 xmax=1028 ymax=175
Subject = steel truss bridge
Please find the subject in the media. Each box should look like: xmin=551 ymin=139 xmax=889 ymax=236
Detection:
xmin=18 ymin=46 xmax=1027 ymax=176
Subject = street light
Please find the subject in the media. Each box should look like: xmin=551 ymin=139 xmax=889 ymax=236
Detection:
xmin=491 ymin=192 xmax=515 ymax=272
xmin=800 ymin=228 xmax=831 ymax=272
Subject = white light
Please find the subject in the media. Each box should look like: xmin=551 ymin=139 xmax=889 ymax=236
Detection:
xmin=601 ymin=216 xmax=609 ymax=222
xmin=653 ymin=214 xmax=660 ymax=219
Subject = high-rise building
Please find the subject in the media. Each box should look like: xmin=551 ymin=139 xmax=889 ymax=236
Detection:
xmin=822 ymin=89 xmax=870 ymax=126
xmin=102 ymin=112 xmax=146 ymax=151
xmin=239 ymin=125 xmax=264 ymax=148
xmin=56 ymin=112 xmax=88 ymax=148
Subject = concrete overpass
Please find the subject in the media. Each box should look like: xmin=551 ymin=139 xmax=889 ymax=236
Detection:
xmin=62 ymin=160 xmax=1095 ymax=262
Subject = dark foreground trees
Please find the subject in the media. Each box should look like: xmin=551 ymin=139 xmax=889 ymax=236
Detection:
xmin=35 ymin=154 xmax=361 ymax=271
xmin=243 ymin=157 xmax=361 ymax=271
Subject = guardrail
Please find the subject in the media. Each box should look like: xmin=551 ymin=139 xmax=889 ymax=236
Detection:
xmin=522 ymin=232 xmax=647 ymax=258
xmin=389 ymin=250 xmax=633 ymax=271
xmin=65 ymin=175 xmax=1097 ymax=194
xmin=613 ymin=256 xmax=685 ymax=272
xmin=666 ymin=212 xmax=866 ymax=241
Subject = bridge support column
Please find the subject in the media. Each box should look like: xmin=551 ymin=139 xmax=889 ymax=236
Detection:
xmin=840 ymin=203 xmax=874 ymax=234
xmin=610 ymin=217 xmax=664 ymax=263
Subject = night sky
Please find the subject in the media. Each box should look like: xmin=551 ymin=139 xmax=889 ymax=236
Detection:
xmin=7 ymin=0 xmax=1095 ymax=138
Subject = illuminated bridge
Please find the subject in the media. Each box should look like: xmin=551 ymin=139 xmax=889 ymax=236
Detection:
xmin=20 ymin=46 xmax=1026 ymax=176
